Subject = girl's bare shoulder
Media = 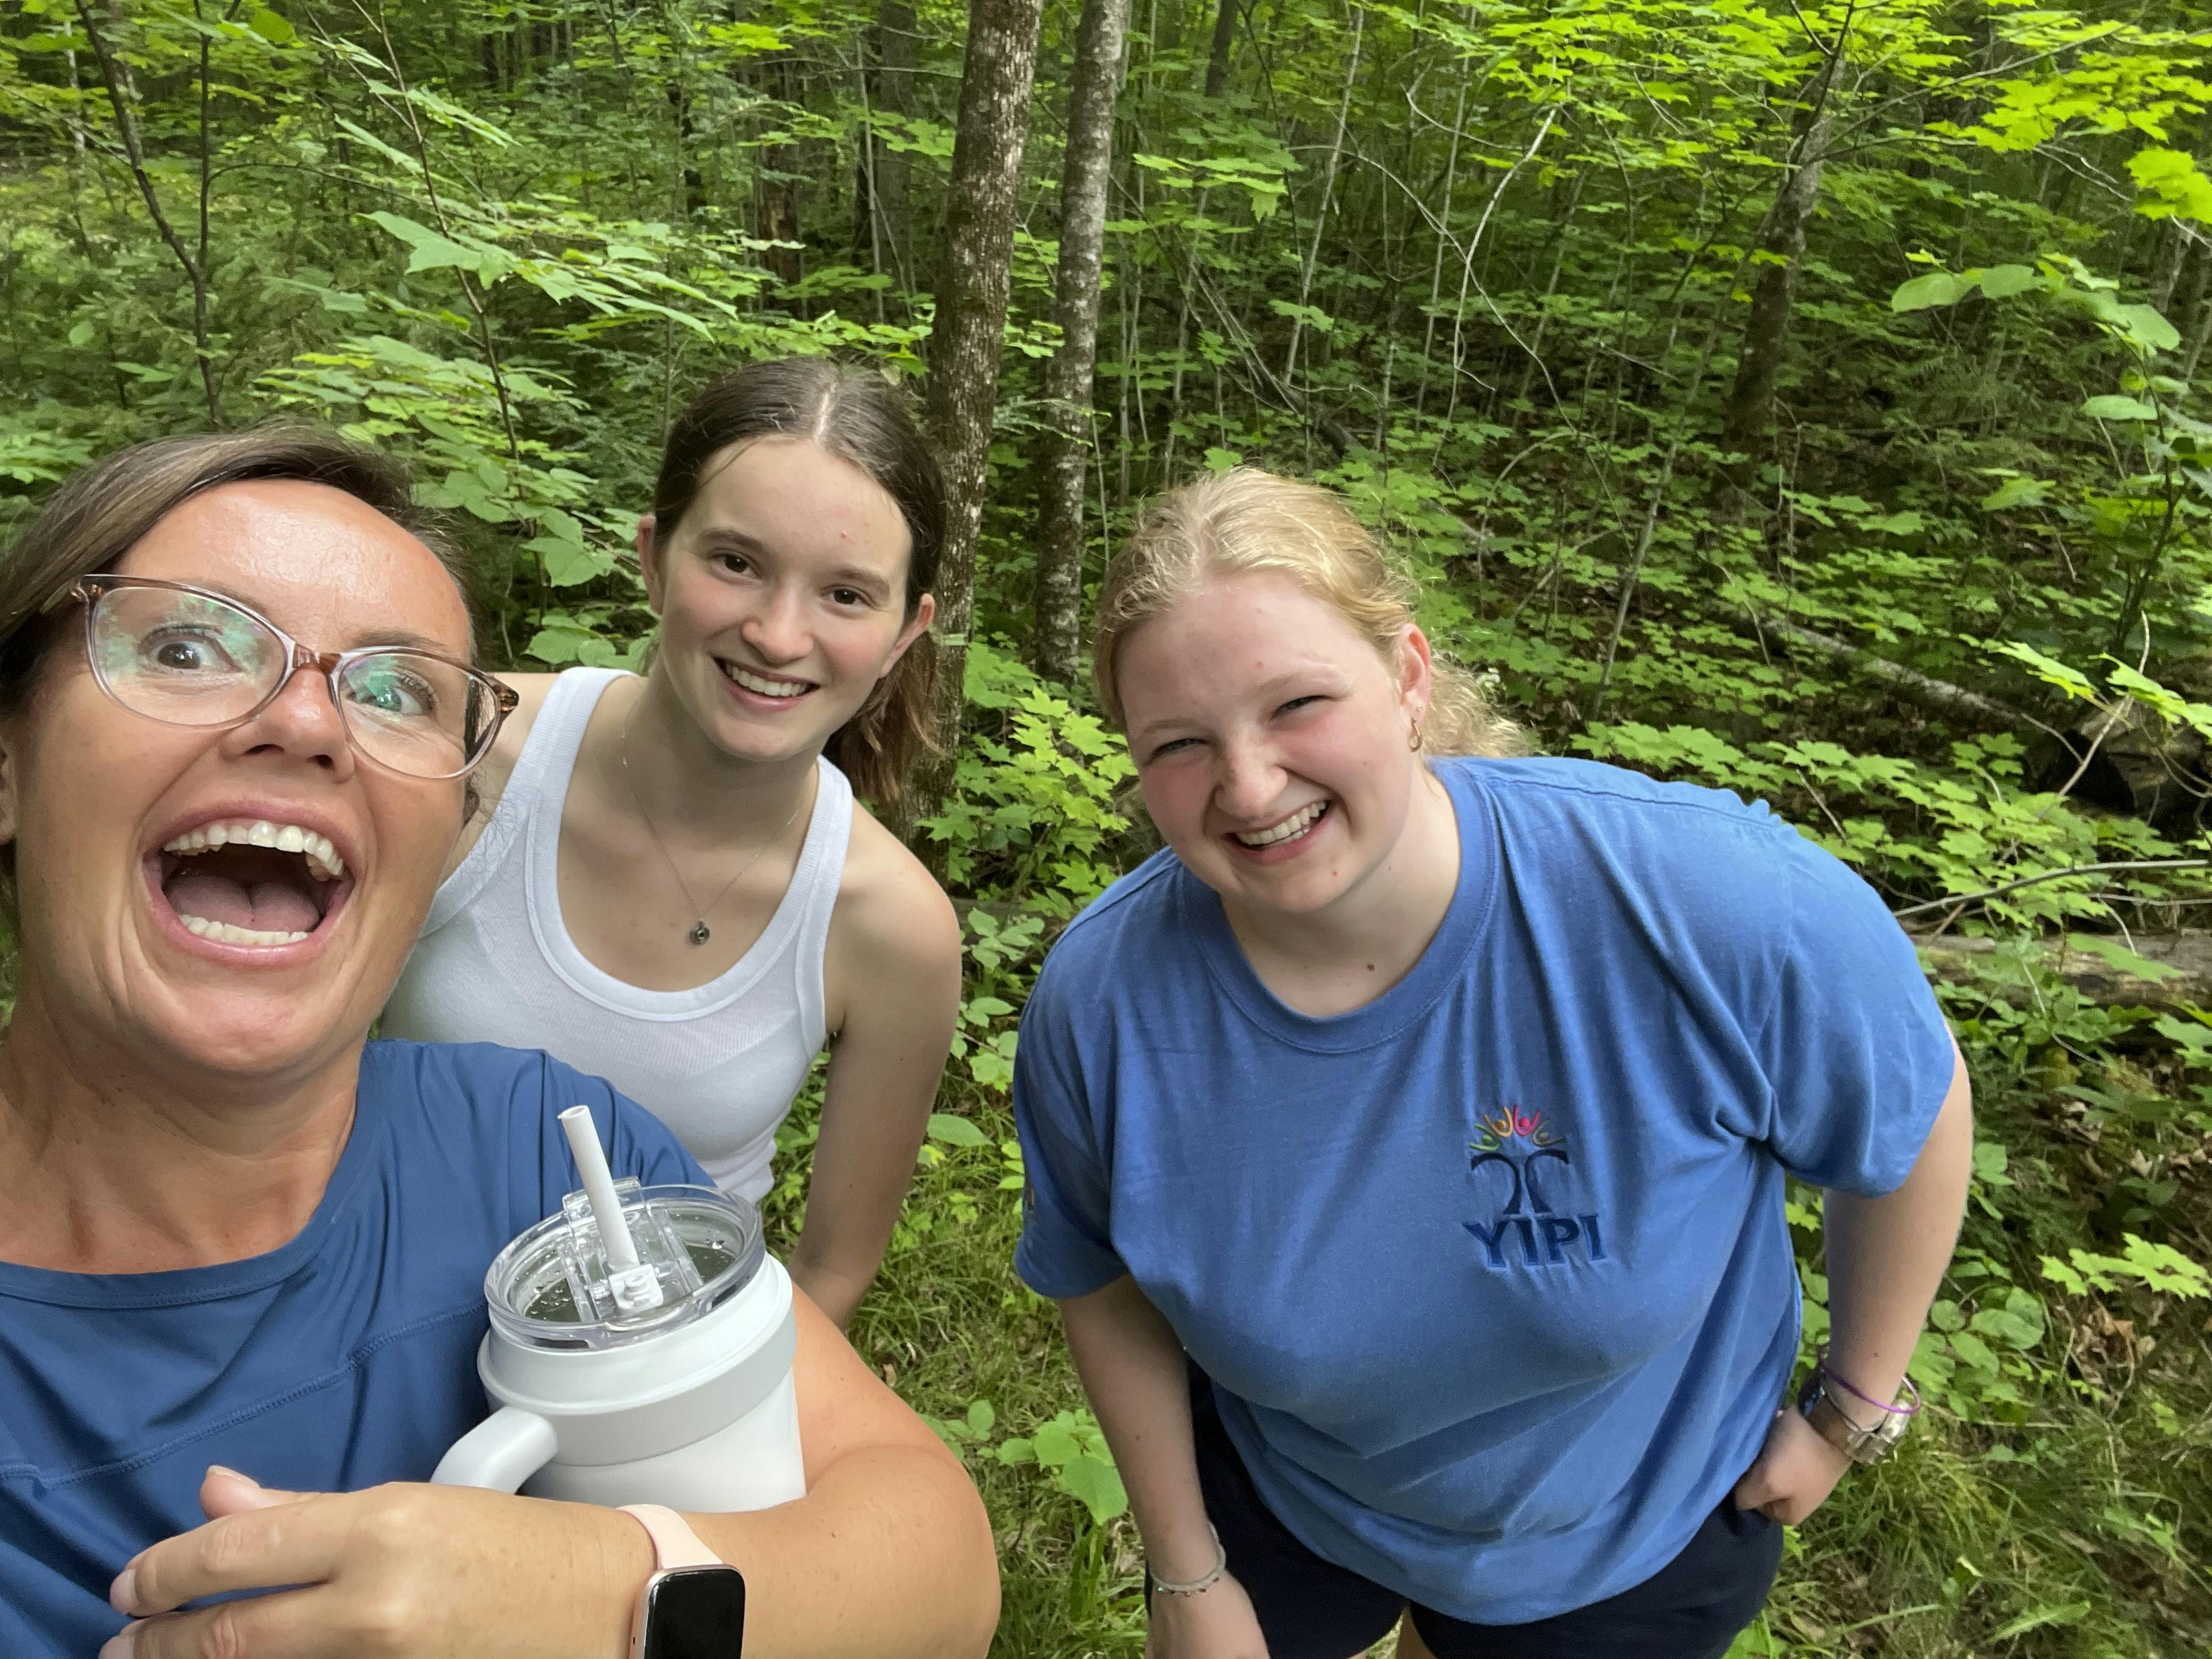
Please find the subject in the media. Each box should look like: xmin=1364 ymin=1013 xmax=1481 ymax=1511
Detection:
xmin=831 ymin=802 xmax=961 ymax=975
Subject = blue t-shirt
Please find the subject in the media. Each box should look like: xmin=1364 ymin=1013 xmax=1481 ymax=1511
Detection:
xmin=0 ymin=1040 xmax=706 ymax=1658
xmin=1014 ymin=757 xmax=1954 ymax=1623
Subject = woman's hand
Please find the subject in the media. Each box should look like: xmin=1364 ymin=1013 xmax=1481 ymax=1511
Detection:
xmin=1730 ymin=1407 xmax=1853 ymax=1526
xmin=103 ymin=1466 xmax=649 ymax=1659
xmin=1146 ymin=1574 xmax=1271 ymax=1659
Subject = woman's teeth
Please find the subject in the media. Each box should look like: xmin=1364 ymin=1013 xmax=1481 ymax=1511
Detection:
xmin=721 ymin=662 xmax=812 ymax=699
xmin=1235 ymin=801 xmax=1329 ymax=848
xmin=162 ymin=819 xmax=346 ymax=882
xmin=179 ymin=916 xmax=311 ymax=947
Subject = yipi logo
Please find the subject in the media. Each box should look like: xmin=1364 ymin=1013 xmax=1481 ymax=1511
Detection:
xmin=1464 ymin=1107 xmax=1608 ymax=1269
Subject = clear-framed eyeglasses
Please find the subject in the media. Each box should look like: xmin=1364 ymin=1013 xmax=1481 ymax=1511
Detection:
xmin=42 ymin=574 xmax=520 ymax=781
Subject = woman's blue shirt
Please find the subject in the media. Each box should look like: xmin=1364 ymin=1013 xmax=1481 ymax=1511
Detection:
xmin=0 ymin=1040 xmax=705 ymax=1656
xmin=1013 ymin=757 xmax=1954 ymax=1622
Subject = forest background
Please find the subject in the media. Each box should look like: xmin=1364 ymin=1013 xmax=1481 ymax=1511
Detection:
xmin=4 ymin=0 xmax=2212 ymax=1652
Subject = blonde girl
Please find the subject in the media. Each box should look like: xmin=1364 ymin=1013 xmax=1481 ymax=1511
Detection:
xmin=1011 ymin=469 xmax=1971 ymax=1659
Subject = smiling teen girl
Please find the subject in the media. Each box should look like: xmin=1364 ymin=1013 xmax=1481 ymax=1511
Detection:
xmin=1011 ymin=469 xmax=1974 ymax=1659
xmin=385 ymin=358 xmax=961 ymax=1328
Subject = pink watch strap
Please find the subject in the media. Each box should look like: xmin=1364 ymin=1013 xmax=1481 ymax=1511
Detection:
xmin=619 ymin=1504 xmax=724 ymax=1570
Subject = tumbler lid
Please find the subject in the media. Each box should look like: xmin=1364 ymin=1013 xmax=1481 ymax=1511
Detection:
xmin=484 ymin=1181 xmax=766 ymax=1352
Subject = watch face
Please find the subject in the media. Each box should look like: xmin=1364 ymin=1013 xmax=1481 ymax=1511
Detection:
xmin=644 ymin=1567 xmax=746 ymax=1658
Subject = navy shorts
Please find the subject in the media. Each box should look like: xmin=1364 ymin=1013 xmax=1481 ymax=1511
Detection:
xmin=1177 ymin=1369 xmax=1784 ymax=1659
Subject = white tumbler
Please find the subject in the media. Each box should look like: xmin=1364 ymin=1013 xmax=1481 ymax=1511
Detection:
xmin=432 ymin=1108 xmax=805 ymax=1512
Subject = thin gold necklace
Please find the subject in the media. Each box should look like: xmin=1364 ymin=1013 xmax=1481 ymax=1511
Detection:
xmin=619 ymin=703 xmax=806 ymax=946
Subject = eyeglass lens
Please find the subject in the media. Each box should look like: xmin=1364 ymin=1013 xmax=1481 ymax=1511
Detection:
xmin=88 ymin=584 xmax=495 ymax=778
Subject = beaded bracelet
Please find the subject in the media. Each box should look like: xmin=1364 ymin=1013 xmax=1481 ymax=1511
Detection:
xmin=1152 ymin=1525 xmax=1227 ymax=1597
xmin=1819 ymin=1353 xmax=1922 ymax=1418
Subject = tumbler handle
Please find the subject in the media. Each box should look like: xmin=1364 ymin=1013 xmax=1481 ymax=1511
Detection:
xmin=431 ymin=1406 xmax=558 ymax=1493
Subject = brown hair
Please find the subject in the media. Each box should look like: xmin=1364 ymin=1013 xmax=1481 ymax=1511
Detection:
xmin=0 ymin=427 xmax=473 ymax=712
xmin=0 ymin=426 xmax=476 ymax=903
xmin=1092 ymin=467 xmax=1527 ymax=758
xmin=651 ymin=357 xmax=944 ymax=803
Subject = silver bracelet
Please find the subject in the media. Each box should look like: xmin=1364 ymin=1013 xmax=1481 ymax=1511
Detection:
xmin=1151 ymin=1525 xmax=1227 ymax=1596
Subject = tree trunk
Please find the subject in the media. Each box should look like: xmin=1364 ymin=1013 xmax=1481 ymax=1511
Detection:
xmin=1031 ymin=0 xmax=1131 ymax=684
xmin=905 ymin=0 xmax=1045 ymax=842
xmin=75 ymin=0 xmax=222 ymax=426
xmin=858 ymin=0 xmax=918 ymax=291
xmin=1717 ymin=53 xmax=1840 ymax=493
xmin=2151 ymin=219 xmax=2194 ymax=314
xmin=757 ymin=52 xmax=804 ymax=291
xmin=1202 ymin=0 xmax=1237 ymax=97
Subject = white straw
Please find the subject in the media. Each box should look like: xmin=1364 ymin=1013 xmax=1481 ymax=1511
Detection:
xmin=558 ymin=1104 xmax=642 ymax=1271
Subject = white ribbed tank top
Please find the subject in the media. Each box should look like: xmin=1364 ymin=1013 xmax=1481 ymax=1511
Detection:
xmin=382 ymin=667 xmax=854 ymax=1204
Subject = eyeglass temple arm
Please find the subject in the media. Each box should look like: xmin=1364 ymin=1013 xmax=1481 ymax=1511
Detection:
xmin=37 ymin=577 xmax=97 ymax=616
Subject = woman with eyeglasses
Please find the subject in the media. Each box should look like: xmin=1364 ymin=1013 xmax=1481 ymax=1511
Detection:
xmin=0 ymin=430 xmax=998 ymax=1658
xmin=382 ymin=357 xmax=961 ymax=1330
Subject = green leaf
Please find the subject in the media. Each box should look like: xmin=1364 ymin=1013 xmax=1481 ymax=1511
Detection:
xmin=247 ymin=7 xmax=297 ymax=43
xmin=364 ymin=211 xmax=512 ymax=283
xmin=530 ymin=538 xmax=615 ymax=587
xmin=926 ymin=1113 xmax=990 ymax=1148
xmin=2062 ymin=934 xmax=2182 ymax=983
xmin=1054 ymin=1454 xmax=1130 ymax=1527
xmin=1031 ymin=1419 xmax=1082 ymax=1466
xmin=66 ymin=320 xmax=94 ymax=347
xmin=2128 ymin=146 xmax=2212 ymax=221
xmin=1989 ymin=1602 xmax=2091 ymax=1641
xmin=2112 ymin=304 xmax=2182 ymax=353
xmin=1975 ymin=263 xmax=2040 ymax=299
xmin=2081 ymin=394 xmax=2158 ymax=421
xmin=1986 ymin=640 xmax=2098 ymax=701
xmin=1979 ymin=476 xmax=2049 ymax=511
xmin=1891 ymin=272 xmax=1974 ymax=312
xmin=2119 ymin=1235 xmax=2210 ymax=1297
xmin=965 ymin=1400 xmax=996 ymax=1437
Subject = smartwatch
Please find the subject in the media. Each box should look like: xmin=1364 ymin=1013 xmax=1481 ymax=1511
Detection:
xmin=619 ymin=1504 xmax=747 ymax=1658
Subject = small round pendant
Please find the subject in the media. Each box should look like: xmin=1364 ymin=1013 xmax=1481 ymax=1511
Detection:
xmin=687 ymin=921 xmax=711 ymax=945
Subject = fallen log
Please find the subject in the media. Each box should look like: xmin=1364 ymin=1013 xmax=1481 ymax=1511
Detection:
xmin=1715 ymin=607 xmax=2035 ymax=730
xmin=1912 ymin=930 xmax=2212 ymax=1012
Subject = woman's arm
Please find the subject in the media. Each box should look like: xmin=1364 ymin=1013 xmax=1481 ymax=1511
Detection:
xmin=105 ymin=1293 xmax=999 ymax=1659
xmin=797 ymin=822 xmax=961 ymax=1327
xmin=1822 ymin=1041 xmax=1974 ymax=1406
xmin=1061 ymin=1277 xmax=1269 ymax=1657
xmin=683 ymin=1291 xmax=1001 ymax=1655
xmin=1735 ymin=1043 xmax=1973 ymax=1523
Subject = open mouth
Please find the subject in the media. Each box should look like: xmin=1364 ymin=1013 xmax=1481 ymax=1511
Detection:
xmin=1231 ymin=800 xmax=1331 ymax=850
xmin=150 ymin=819 xmax=351 ymax=949
xmin=717 ymin=659 xmax=816 ymax=701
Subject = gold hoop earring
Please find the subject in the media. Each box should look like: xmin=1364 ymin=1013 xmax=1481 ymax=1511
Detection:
xmin=1408 ymin=719 xmax=1425 ymax=753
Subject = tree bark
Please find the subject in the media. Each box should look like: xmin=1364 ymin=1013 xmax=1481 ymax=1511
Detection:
xmin=1202 ymin=0 xmax=1238 ymax=97
xmin=75 ymin=0 xmax=223 ymax=425
xmin=1717 ymin=52 xmax=1840 ymax=493
xmin=1031 ymin=0 xmax=1131 ymax=684
xmin=904 ymin=0 xmax=1045 ymax=842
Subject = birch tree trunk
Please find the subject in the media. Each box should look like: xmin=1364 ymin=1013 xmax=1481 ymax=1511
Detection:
xmin=905 ymin=0 xmax=1045 ymax=837
xmin=1031 ymin=0 xmax=1131 ymax=684
xmin=1716 ymin=53 xmax=1840 ymax=494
